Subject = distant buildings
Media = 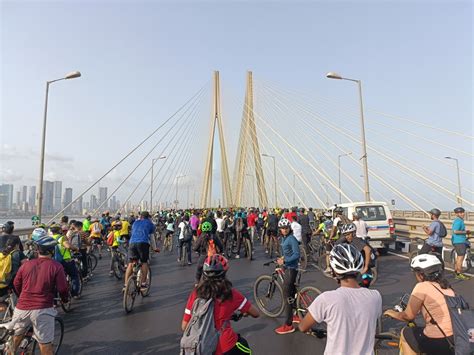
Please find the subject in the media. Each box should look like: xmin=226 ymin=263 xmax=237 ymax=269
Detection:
xmin=0 ymin=184 xmax=14 ymax=211
xmin=53 ymin=181 xmax=62 ymax=212
xmin=63 ymin=188 xmax=73 ymax=214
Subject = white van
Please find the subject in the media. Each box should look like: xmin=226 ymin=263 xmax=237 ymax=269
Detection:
xmin=329 ymin=201 xmax=395 ymax=251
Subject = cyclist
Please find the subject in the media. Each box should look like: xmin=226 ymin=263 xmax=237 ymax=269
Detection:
xmin=119 ymin=217 xmax=131 ymax=242
xmin=316 ymin=212 xmax=335 ymax=273
xmin=336 ymin=223 xmax=375 ymax=287
xmin=11 ymin=236 xmax=69 ymax=355
xmin=124 ymin=211 xmax=155 ymax=292
xmin=215 ymin=211 xmax=225 ymax=245
xmin=419 ymin=208 xmax=445 ymax=256
xmin=193 ymin=221 xmax=223 ymax=284
xmin=0 ymin=221 xmax=24 ymax=254
xmin=307 ymin=207 xmax=316 ymax=231
xmin=70 ymin=221 xmax=89 ymax=281
xmin=330 ymin=206 xmax=351 ymax=239
xmin=89 ymin=218 xmax=103 ymax=259
xmin=82 ymin=215 xmax=92 ymax=233
xmin=181 ymin=255 xmax=260 ymax=354
xmin=265 ymin=210 xmax=279 ymax=254
xmin=247 ymin=209 xmax=258 ymax=245
xmin=177 ymin=214 xmax=192 ymax=265
xmin=300 ymin=244 xmax=382 ymax=353
xmin=384 ymin=253 xmax=455 ymax=354
xmin=274 ymin=218 xmax=301 ymax=335
xmin=233 ymin=212 xmax=247 ymax=259
xmin=55 ymin=224 xmax=81 ymax=298
xmin=290 ymin=215 xmax=302 ymax=243
xmin=450 ymin=207 xmax=471 ymax=280
xmin=352 ymin=212 xmax=369 ymax=240
xmin=297 ymin=208 xmax=312 ymax=248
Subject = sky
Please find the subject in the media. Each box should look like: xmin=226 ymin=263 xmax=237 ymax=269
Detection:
xmin=1 ymin=0 xmax=472 ymax=211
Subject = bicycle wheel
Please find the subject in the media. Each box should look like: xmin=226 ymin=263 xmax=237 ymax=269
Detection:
xmin=88 ymin=253 xmax=98 ymax=271
xmin=60 ymin=290 xmax=72 ymax=313
xmin=34 ymin=317 xmax=65 ymax=354
xmin=296 ymin=286 xmax=321 ymax=319
xmin=113 ymin=257 xmax=124 ymax=280
xmin=408 ymin=250 xmax=419 ymax=264
xmin=253 ymin=275 xmax=285 ymax=317
xmin=123 ymin=277 xmax=137 ymax=313
xmin=371 ymin=264 xmax=379 ymax=286
xmin=138 ymin=269 xmax=152 ymax=297
xmin=318 ymin=253 xmax=333 ymax=278
xmin=299 ymin=245 xmax=308 ymax=271
xmin=245 ymin=239 xmax=253 ymax=261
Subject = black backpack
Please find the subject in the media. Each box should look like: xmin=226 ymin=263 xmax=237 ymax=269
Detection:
xmin=437 ymin=221 xmax=448 ymax=238
xmin=183 ymin=223 xmax=193 ymax=242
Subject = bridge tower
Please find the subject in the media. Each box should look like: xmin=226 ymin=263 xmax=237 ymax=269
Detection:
xmin=234 ymin=71 xmax=268 ymax=208
xmin=200 ymin=71 xmax=233 ymax=208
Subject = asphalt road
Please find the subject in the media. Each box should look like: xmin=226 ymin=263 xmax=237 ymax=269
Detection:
xmin=59 ymin=244 xmax=474 ymax=355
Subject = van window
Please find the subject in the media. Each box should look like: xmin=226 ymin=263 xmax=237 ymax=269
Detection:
xmin=355 ymin=205 xmax=387 ymax=222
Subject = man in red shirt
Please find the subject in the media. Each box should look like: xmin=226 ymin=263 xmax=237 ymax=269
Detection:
xmin=11 ymin=236 xmax=68 ymax=355
xmin=246 ymin=209 xmax=258 ymax=245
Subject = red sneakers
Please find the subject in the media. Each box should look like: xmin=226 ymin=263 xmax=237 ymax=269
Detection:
xmin=275 ymin=324 xmax=295 ymax=335
xmin=292 ymin=315 xmax=301 ymax=324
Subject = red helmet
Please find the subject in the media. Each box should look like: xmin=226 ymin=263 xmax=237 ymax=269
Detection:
xmin=203 ymin=254 xmax=229 ymax=278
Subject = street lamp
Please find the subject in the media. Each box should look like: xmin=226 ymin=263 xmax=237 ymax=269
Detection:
xmin=262 ymin=153 xmax=277 ymax=207
xmin=444 ymin=156 xmax=462 ymax=206
xmin=326 ymin=71 xmax=370 ymax=202
xmin=292 ymin=172 xmax=303 ymax=206
xmin=36 ymin=71 xmax=81 ymax=221
xmin=246 ymin=174 xmax=256 ymax=207
xmin=175 ymin=175 xmax=187 ymax=209
xmin=338 ymin=152 xmax=352 ymax=203
xmin=150 ymin=155 xmax=166 ymax=212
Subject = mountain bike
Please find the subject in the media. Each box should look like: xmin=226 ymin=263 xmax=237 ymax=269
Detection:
xmin=253 ymin=260 xmax=321 ymax=318
xmin=0 ymin=316 xmax=64 ymax=355
xmin=408 ymin=237 xmax=442 ymax=263
xmin=162 ymin=232 xmax=173 ymax=254
xmin=267 ymin=233 xmax=280 ymax=259
xmin=450 ymin=239 xmax=473 ymax=273
xmin=123 ymin=260 xmax=152 ymax=313
xmin=242 ymin=233 xmax=253 ymax=261
xmin=111 ymin=248 xmax=127 ymax=279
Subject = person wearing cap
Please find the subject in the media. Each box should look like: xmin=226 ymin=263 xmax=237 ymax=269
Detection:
xmin=451 ymin=207 xmax=471 ymax=280
xmin=421 ymin=208 xmax=445 ymax=256
xmin=352 ymin=212 xmax=369 ymax=240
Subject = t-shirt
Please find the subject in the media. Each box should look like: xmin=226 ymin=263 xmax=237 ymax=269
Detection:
xmin=291 ymin=221 xmax=302 ymax=242
xmin=130 ymin=219 xmax=156 ymax=244
xmin=451 ymin=217 xmax=467 ymax=245
xmin=120 ymin=220 xmax=130 ymax=236
xmin=14 ymin=258 xmax=69 ymax=310
xmin=183 ymin=289 xmax=252 ymax=355
xmin=89 ymin=222 xmax=102 ymax=238
xmin=426 ymin=221 xmax=443 ymax=247
xmin=216 ymin=218 xmax=225 ymax=233
xmin=189 ymin=215 xmax=200 ymax=230
xmin=166 ymin=222 xmax=174 ymax=232
xmin=411 ymin=281 xmax=454 ymax=338
xmin=178 ymin=221 xmax=186 ymax=240
xmin=308 ymin=287 xmax=382 ymax=355
xmin=247 ymin=213 xmax=257 ymax=227
xmin=82 ymin=219 xmax=91 ymax=232
xmin=353 ymin=220 xmax=369 ymax=239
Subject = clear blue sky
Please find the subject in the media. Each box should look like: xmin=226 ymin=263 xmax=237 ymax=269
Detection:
xmin=1 ymin=1 xmax=472 ymax=210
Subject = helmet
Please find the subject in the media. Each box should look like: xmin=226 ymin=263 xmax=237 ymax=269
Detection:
xmin=140 ymin=211 xmax=150 ymax=219
xmin=299 ymin=208 xmax=305 ymax=213
xmin=31 ymin=228 xmax=47 ymax=241
xmin=34 ymin=236 xmax=58 ymax=253
xmin=278 ymin=218 xmax=291 ymax=228
xmin=49 ymin=224 xmax=61 ymax=234
xmin=203 ymin=254 xmax=229 ymax=278
xmin=454 ymin=207 xmax=465 ymax=213
xmin=429 ymin=208 xmax=441 ymax=217
xmin=1 ymin=221 xmax=14 ymax=234
xmin=329 ymin=244 xmax=364 ymax=276
xmin=410 ymin=254 xmax=443 ymax=275
xmin=323 ymin=212 xmax=332 ymax=218
xmin=334 ymin=207 xmax=343 ymax=214
xmin=339 ymin=223 xmax=356 ymax=235
xmin=201 ymin=221 xmax=212 ymax=232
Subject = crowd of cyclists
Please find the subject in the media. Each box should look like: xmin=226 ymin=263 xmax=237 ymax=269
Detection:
xmin=0 ymin=204 xmax=471 ymax=354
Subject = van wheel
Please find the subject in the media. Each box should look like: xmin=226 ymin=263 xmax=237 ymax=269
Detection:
xmin=378 ymin=247 xmax=388 ymax=256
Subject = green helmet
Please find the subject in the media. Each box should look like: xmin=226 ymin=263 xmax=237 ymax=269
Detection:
xmin=201 ymin=221 xmax=212 ymax=232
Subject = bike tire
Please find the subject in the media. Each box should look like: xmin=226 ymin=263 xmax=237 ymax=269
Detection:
xmin=245 ymin=239 xmax=253 ymax=261
xmin=299 ymin=245 xmax=308 ymax=271
xmin=31 ymin=316 xmax=64 ymax=355
xmin=253 ymin=275 xmax=285 ymax=318
xmin=296 ymin=286 xmax=321 ymax=319
xmin=113 ymin=258 xmax=123 ymax=280
xmin=88 ymin=253 xmax=98 ymax=271
xmin=139 ymin=269 xmax=152 ymax=297
xmin=371 ymin=264 xmax=379 ymax=286
xmin=123 ymin=277 xmax=137 ymax=313
xmin=60 ymin=290 xmax=72 ymax=313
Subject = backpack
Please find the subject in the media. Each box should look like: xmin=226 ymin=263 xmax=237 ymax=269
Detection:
xmin=180 ymin=298 xmax=225 ymax=355
xmin=92 ymin=222 xmax=101 ymax=234
xmin=366 ymin=242 xmax=378 ymax=268
xmin=426 ymin=284 xmax=474 ymax=355
xmin=0 ymin=252 xmax=12 ymax=289
xmin=106 ymin=232 xmax=115 ymax=246
xmin=207 ymin=239 xmax=217 ymax=257
xmin=437 ymin=221 xmax=448 ymax=238
xmin=183 ymin=223 xmax=193 ymax=242
xmin=54 ymin=242 xmax=65 ymax=263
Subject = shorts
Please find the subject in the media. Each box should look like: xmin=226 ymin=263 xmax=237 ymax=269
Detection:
xmin=403 ymin=326 xmax=454 ymax=355
xmin=12 ymin=307 xmax=57 ymax=344
xmin=91 ymin=237 xmax=102 ymax=245
xmin=128 ymin=242 xmax=150 ymax=263
xmin=453 ymin=243 xmax=467 ymax=257
xmin=120 ymin=234 xmax=130 ymax=241
xmin=267 ymin=229 xmax=277 ymax=237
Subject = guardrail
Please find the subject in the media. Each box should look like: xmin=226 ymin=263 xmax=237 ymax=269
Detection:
xmin=15 ymin=228 xmax=35 ymax=242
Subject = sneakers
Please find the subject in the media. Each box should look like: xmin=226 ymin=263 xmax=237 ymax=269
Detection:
xmin=99 ymin=254 xmax=102 ymax=260
xmin=292 ymin=315 xmax=301 ymax=324
xmin=187 ymin=262 xmax=192 ymax=266
xmin=235 ymin=255 xmax=240 ymax=259
xmin=455 ymin=273 xmax=471 ymax=280
xmin=177 ymin=258 xmax=181 ymax=263
xmin=109 ymin=271 xmax=114 ymax=277
xmin=275 ymin=324 xmax=295 ymax=335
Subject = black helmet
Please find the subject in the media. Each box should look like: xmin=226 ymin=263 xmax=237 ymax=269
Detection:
xmin=334 ymin=206 xmax=343 ymax=214
xmin=429 ymin=208 xmax=441 ymax=217
xmin=454 ymin=207 xmax=465 ymax=213
xmin=1 ymin=221 xmax=14 ymax=234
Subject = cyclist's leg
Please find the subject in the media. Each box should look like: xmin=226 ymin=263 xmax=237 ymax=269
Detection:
xmin=138 ymin=243 xmax=150 ymax=285
xmin=11 ymin=308 xmax=32 ymax=352
xmin=235 ymin=231 xmax=242 ymax=257
xmin=282 ymin=268 xmax=298 ymax=326
xmin=186 ymin=240 xmax=192 ymax=264
xmin=31 ymin=308 xmax=57 ymax=355
xmin=195 ymin=255 xmax=206 ymax=284
xmin=418 ymin=242 xmax=432 ymax=255
xmin=62 ymin=261 xmax=80 ymax=296
xmin=224 ymin=335 xmax=252 ymax=354
xmin=125 ymin=243 xmax=140 ymax=286
xmin=177 ymin=239 xmax=184 ymax=261
xmin=80 ymin=248 xmax=88 ymax=278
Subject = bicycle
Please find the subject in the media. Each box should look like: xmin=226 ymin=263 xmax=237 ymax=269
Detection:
xmin=408 ymin=237 xmax=443 ymax=263
xmin=0 ymin=316 xmax=64 ymax=354
xmin=242 ymin=233 xmax=253 ymax=261
xmin=253 ymin=260 xmax=321 ymax=318
xmin=299 ymin=244 xmax=308 ymax=271
xmin=306 ymin=234 xmax=326 ymax=265
xmin=450 ymin=238 xmax=472 ymax=274
xmin=111 ymin=248 xmax=127 ymax=279
xmin=0 ymin=291 xmax=15 ymax=323
xmin=56 ymin=274 xmax=73 ymax=313
xmin=162 ymin=232 xmax=174 ymax=254
xmin=123 ymin=260 xmax=152 ymax=313
xmin=267 ymin=233 xmax=280 ymax=259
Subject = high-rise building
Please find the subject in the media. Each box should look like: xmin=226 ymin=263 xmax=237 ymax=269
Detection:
xmin=29 ymin=186 xmax=36 ymax=211
xmin=42 ymin=181 xmax=54 ymax=214
xmin=98 ymin=187 xmax=107 ymax=208
xmin=21 ymin=186 xmax=27 ymax=204
xmin=74 ymin=196 xmax=83 ymax=214
xmin=0 ymin=184 xmax=14 ymax=211
xmin=63 ymin=188 xmax=73 ymax=214
xmin=16 ymin=191 xmax=21 ymax=208
xmin=90 ymin=194 xmax=98 ymax=211
xmin=110 ymin=195 xmax=117 ymax=211
xmin=53 ymin=181 xmax=62 ymax=212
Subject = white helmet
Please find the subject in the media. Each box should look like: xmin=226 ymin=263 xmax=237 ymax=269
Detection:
xmin=329 ymin=243 xmax=364 ymax=276
xmin=339 ymin=223 xmax=357 ymax=234
xmin=278 ymin=218 xmax=291 ymax=228
xmin=323 ymin=212 xmax=332 ymax=218
xmin=410 ymin=254 xmax=443 ymax=275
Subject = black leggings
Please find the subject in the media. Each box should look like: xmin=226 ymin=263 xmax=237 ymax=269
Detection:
xmin=283 ymin=268 xmax=298 ymax=326
xmin=223 ymin=335 xmax=251 ymax=354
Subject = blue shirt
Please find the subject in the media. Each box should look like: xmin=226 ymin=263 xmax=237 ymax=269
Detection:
xmin=426 ymin=221 xmax=443 ymax=247
xmin=451 ymin=217 xmax=467 ymax=245
xmin=130 ymin=219 xmax=155 ymax=244
xmin=280 ymin=234 xmax=300 ymax=269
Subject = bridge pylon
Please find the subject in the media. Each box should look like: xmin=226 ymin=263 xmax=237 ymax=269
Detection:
xmin=200 ymin=71 xmax=233 ymax=208
xmin=234 ymin=71 xmax=268 ymax=208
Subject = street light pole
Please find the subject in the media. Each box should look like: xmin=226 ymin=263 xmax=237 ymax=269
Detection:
xmin=326 ymin=72 xmax=371 ymax=202
xmin=337 ymin=152 xmax=352 ymax=203
xmin=150 ymin=156 xmax=166 ymax=212
xmin=445 ymin=157 xmax=462 ymax=206
xmin=36 ymin=71 xmax=81 ymax=221
xmin=262 ymin=154 xmax=277 ymax=207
